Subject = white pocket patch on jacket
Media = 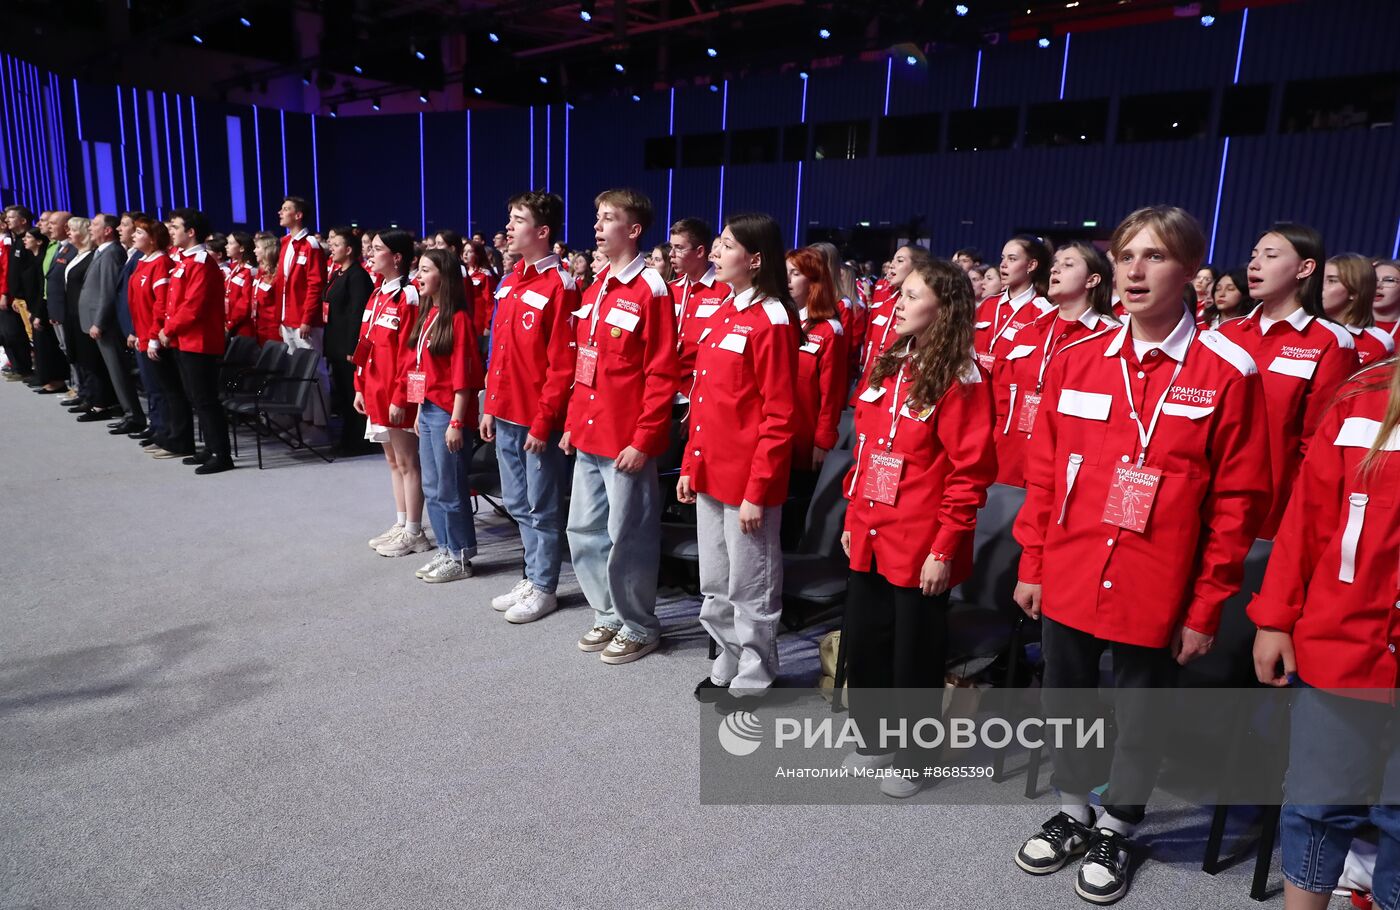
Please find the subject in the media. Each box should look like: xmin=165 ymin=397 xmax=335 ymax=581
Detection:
xmin=1267 ymin=356 xmax=1318 ymax=380
xmin=521 ymin=289 xmax=549 ymax=310
xmin=1161 ymin=402 xmax=1215 ymax=420
xmin=1056 ymin=389 xmax=1113 ymax=421
xmin=718 ymin=333 xmax=747 ymax=354
xmin=605 ymin=308 xmax=640 ymax=332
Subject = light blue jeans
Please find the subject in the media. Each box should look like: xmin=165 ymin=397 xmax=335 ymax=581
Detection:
xmin=418 ymin=403 xmax=477 ymax=560
xmin=566 ymin=450 xmax=662 ymax=644
xmin=494 ymin=417 xmax=568 ymax=594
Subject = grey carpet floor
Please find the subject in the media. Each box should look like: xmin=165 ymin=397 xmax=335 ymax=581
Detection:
xmin=0 ymin=385 xmax=1320 ymax=909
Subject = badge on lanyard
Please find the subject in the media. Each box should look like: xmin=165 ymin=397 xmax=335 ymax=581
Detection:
xmin=861 ymin=451 xmax=905 ymax=505
xmin=352 ymin=337 xmax=372 ymax=368
xmin=575 ymin=345 xmax=599 ymax=387
xmin=1101 ymin=464 xmax=1162 ymax=533
xmin=976 ymin=350 xmax=994 ymax=372
xmin=406 ymin=370 xmax=427 ymax=404
xmin=1016 ymin=391 xmax=1043 ymax=434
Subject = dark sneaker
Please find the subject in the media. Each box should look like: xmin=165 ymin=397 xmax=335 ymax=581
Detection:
xmin=577 ymin=625 xmax=618 ymax=653
xmin=1074 ymin=828 xmax=1132 ymax=905
xmin=694 ymin=678 xmax=730 ymax=703
xmin=1015 ymin=812 xmax=1093 ymax=875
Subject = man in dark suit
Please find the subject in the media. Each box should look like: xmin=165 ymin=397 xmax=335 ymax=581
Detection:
xmin=78 ymin=213 xmax=144 ymax=427
xmin=322 ymin=224 xmax=375 ymax=453
xmin=42 ymin=211 xmax=76 ymax=395
xmin=105 ymin=212 xmax=148 ymax=435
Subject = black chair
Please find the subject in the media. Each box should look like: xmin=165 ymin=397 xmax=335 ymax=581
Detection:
xmin=467 ymin=437 xmax=511 ymax=518
xmin=779 ymin=444 xmax=855 ymax=630
xmin=225 ymin=348 xmax=334 ymax=469
xmin=223 ymin=341 xmax=288 ymax=402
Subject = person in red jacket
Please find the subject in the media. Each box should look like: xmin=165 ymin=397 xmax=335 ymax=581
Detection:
xmin=158 ymin=208 xmax=233 ymax=474
xmin=838 ymin=258 xmax=996 ymax=797
xmin=357 ymin=229 xmax=427 ymax=558
xmin=992 ymin=241 xmax=1120 ymax=488
xmin=678 ymin=212 xmax=798 ymax=698
xmin=251 ymin=233 xmax=282 ymax=346
xmin=404 ymin=248 xmax=485 ymax=584
xmin=809 ymin=241 xmax=865 ymax=384
xmin=858 ymin=245 xmax=929 ymax=381
xmin=463 ymin=239 xmax=495 ymax=345
xmin=1011 ymin=206 xmax=1272 ymax=904
xmin=128 ymin=216 xmax=185 ymax=457
xmin=669 ymin=217 xmax=730 ymax=398
xmin=1218 ymin=223 xmax=1358 ymax=538
xmin=1249 ymin=359 xmax=1400 ymax=910
xmin=1373 ymin=260 xmax=1400 ymax=337
xmin=223 ymin=232 xmax=257 ymax=339
xmin=564 ymin=188 xmax=679 ymax=663
xmin=974 ymin=234 xmax=1053 ymax=373
xmin=276 ymin=196 xmax=330 ymax=426
xmin=1324 ymin=253 xmax=1394 ymax=367
xmin=785 ymin=247 xmax=848 ymax=472
xmin=479 ymin=191 xmax=579 ymax=623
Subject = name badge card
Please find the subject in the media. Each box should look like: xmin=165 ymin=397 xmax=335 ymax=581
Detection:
xmin=575 ymin=346 xmax=598 ymax=387
xmin=1101 ymin=464 xmax=1162 ymax=533
xmin=861 ymin=451 xmax=905 ymax=506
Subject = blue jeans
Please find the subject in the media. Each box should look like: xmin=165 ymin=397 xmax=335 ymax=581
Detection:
xmin=566 ymin=450 xmax=662 ymax=644
xmin=418 ymin=402 xmax=478 ymax=560
xmin=1281 ymin=680 xmax=1400 ymax=908
xmin=136 ymin=349 xmax=166 ymax=436
xmin=494 ymin=417 xmax=568 ymax=594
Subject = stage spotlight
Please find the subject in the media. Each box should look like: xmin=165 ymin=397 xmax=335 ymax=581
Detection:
xmin=580 ymin=0 xmax=595 ymax=22
xmin=353 ymin=65 xmax=364 ymax=75
xmin=539 ymin=75 xmax=549 ymax=84
xmin=614 ymin=63 xmax=625 ymax=72
xmin=905 ymin=54 xmax=917 ymax=65
xmin=415 ymin=50 xmax=426 ymax=60
xmin=706 ymin=47 xmax=718 ymax=58
xmin=799 ymin=71 xmax=808 ymax=80
xmin=420 ymin=93 xmax=429 ymax=103
xmin=192 ymin=34 xmax=203 ymax=44
xmin=488 ymin=32 xmax=500 ymax=43
xmin=818 ymin=28 xmax=831 ymax=39
xmin=372 ymin=98 xmax=381 ymax=110
xmin=1200 ymin=14 xmax=1216 ymax=26
xmin=473 ymin=86 xmax=484 ymax=95
xmin=1037 ymin=26 xmax=1051 ymax=48
xmin=955 ymin=4 xmax=969 ymax=15
xmin=239 ymin=17 xmax=251 ymax=27
xmin=631 ymin=94 xmax=641 ymax=102
xmin=709 ymin=84 xmax=719 ymax=92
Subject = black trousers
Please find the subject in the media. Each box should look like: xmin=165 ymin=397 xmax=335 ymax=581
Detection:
xmin=843 ymin=557 xmax=950 ymax=764
xmin=176 ymin=350 xmax=229 ymax=462
xmin=152 ymin=350 xmax=194 ymax=454
xmin=0 ymin=305 xmax=32 ymax=373
xmin=1040 ymin=616 xmax=1180 ymax=826
xmin=64 ymin=312 xmax=113 ymax=407
xmin=31 ymin=321 xmax=67 ymax=384
xmin=328 ymin=355 xmax=365 ymax=448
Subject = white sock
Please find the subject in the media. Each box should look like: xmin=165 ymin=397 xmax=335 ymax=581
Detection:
xmin=405 ymin=521 xmax=422 ymax=535
xmin=1098 ymin=812 xmax=1136 ymax=839
xmin=1060 ymin=797 xmax=1093 ymax=826
xmin=395 ymin=512 xmax=407 ymax=525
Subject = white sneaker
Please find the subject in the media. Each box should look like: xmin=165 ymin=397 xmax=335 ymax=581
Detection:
xmin=841 ymin=751 xmax=896 ymax=771
xmin=492 ymin=578 xmax=534 ymax=612
xmin=879 ymin=770 xmax=924 ymax=799
xmin=376 ymin=528 xmax=430 ymax=557
xmin=504 ymin=588 xmax=558 ymax=624
xmin=424 ymin=556 xmax=473 ymax=584
xmin=369 ymin=524 xmax=403 ymax=550
xmin=416 ymin=551 xmax=451 ymax=579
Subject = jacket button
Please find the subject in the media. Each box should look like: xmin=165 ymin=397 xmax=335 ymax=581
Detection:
xmin=589 ymin=394 xmax=596 ymax=400
xmin=1120 ymin=455 xmax=1130 ymax=463
xmin=877 ymin=438 xmax=885 ymax=445
xmin=1391 ymin=644 xmax=1397 ymax=654
xmin=697 ymin=397 xmax=703 ymax=403
xmin=1102 ymin=580 xmax=1113 ymax=589
xmin=692 ymin=449 xmax=700 ymax=457
xmin=869 ymin=529 xmax=877 ymax=536
xmin=701 ymin=370 xmax=707 ymax=376
xmin=1136 ymin=371 xmax=1145 ymax=379
xmin=587 ymin=419 xmax=593 ymax=425
xmin=1106 ymin=538 xmax=1114 ymax=546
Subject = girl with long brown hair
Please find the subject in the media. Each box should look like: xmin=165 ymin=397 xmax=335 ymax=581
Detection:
xmin=785 ymin=247 xmax=848 ymax=472
xmin=838 ymin=258 xmax=997 ymax=797
xmin=1323 ymin=252 xmax=1393 ymax=367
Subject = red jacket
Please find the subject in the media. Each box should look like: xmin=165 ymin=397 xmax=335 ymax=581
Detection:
xmin=224 ymin=261 xmax=256 ymax=338
xmin=276 ymin=230 xmax=327 ymax=328
xmin=466 ymin=266 xmax=495 ymax=339
xmin=1013 ymin=309 xmax=1272 ymax=647
xmin=1218 ymin=308 xmax=1359 ymax=537
xmin=974 ymin=287 xmax=1054 ymax=373
xmin=251 ymin=270 xmax=280 ymax=345
xmin=567 ymin=254 xmax=679 ymax=460
xmin=991 ymin=308 xmax=1121 ymax=488
xmin=844 ymin=354 xmax=997 ymax=589
xmin=483 ymin=253 xmax=579 ymax=440
xmin=1348 ymin=324 xmax=1395 ymax=367
xmin=354 ymin=276 xmax=419 ymax=428
xmin=1249 ymin=361 xmax=1400 ymax=695
xmin=128 ymin=254 xmax=170 ymax=348
xmin=163 ymin=246 xmax=227 ymax=356
xmin=0 ymin=233 xmax=11 ymax=296
xmin=792 ymin=310 xmax=849 ymax=469
xmin=396 ymin=307 xmax=484 ymax=420
xmin=672 ymin=266 xmax=731 ymax=396
xmin=838 ymin=296 xmax=866 ymax=381
xmin=682 ymin=288 xmax=800 ymax=507
xmin=859 ymin=283 xmax=900 ymax=376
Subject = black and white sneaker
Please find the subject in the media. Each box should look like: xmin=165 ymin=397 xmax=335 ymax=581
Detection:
xmin=1015 ymin=812 xmax=1092 ymax=875
xmin=1074 ymin=828 xmax=1133 ymax=905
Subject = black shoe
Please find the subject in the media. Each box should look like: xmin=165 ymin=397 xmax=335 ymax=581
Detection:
xmin=694 ymin=677 xmax=731 ymax=704
xmin=181 ymin=452 xmax=211 ymax=466
xmin=66 ymin=402 xmax=91 ymax=413
xmin=1015 ymin=812 xmax=1093 ymax=876
xmin=1074 ymin=828 xmax=1133 ymax=905
xmin=111 ymin=420 xmax=145 ymax=435
xmin=129 ymin=427 xmax=155 ymax=440
xmin=34 ymin=385 xmax=67 ymax=395
xmin=107 ymin=418 xmax=130 ymax=430
xmin=194 ymin=459 xmax=235 ymax=475
xmin=77 ymin=408 xmax=119 ymax=423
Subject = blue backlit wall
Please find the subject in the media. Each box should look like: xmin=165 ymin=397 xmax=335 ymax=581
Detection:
xmin=5 ymin=0 xmax=1399 ymax=267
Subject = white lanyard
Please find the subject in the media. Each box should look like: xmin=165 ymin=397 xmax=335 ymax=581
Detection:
xmin=674 ymin=277 xmax=694 ymax=349
xmin=989 ymin=288 xmax=1033 ymax=350
xmin=415 ymin=307 xmax=439 ymax=369
xmin=587 ymin=275 xmax=611 ymax=345
xmin=1116 ymin=324 xmax=1195 ymax=465
xmin=1035 ymin=313 xmax=1089 ymax=391
xmin=883 ymin=363 xmax=909 ymax=450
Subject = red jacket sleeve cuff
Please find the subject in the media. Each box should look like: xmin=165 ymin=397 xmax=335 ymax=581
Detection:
xmin=1017 ymin=551 xmax=1043 ymax=585
xmin=1183 ymin=597 xmax=1224 ymax=638
xmin=528 ymin=416 xmax=552 ymax=441
xmin=930 ymin=526 xmax=970 ymax=559
xmin=1246 ymin=594 xmax=1301 ymax=634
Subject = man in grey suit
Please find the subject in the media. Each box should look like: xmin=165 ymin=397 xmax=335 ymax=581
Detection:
xmin=77 ymin=213 xmax=145 ymax=427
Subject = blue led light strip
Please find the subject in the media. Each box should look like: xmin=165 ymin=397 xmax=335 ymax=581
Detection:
xmin=972 ymin=50 xmax=982 ymax=108
xmin=310 ymin=113 xmax=320 ymax=231
xmin=130 ymin=87 xmax=144 ymax=212
xmin=465 ymin=110 xmax=472 ymax=233
xmin=0 ymin=58 xmax=13 ymax=195
xmin=116 ymin=85 xmax=130 ymax=211
xmin=53 ymin=75 xmax=72 ymax=210
xmin=1233 ymin=9 xmax=1248 ymax=84
xmin=279 ymin=109 xmax=288 ymax=197
xmin=1207 ymin=137 xmax=1230 ymax=263
xmin=253 ymin=105 xmax=264 ymax=228
xmin=563 ymin=104 xmax=570 ymax=244
xmin=146 ymin=91 xmax=164 ymax=214
xmin=883 ymin=57 xmax=892 ymax=117
xmin=419 ymin=112 xmax=426 ymax=236
xmin=666 ymin=87 xmax=675 ymax=228
xmin=529 ymin=106 xmax=535 ymax=189
xmin=717 ymin=80 xmax=728 ymax=226
xmin=545 ymin=103 xmax=552 ymax=192
xmin=190 ymin=96 xmax=203 ymax=210
xmin=20 ymin=62 xmax=43 ymax=209
xmin=793 ymin=160 xmax=803 ymax=247
xmin=176 ymin=94 xmax=189 ymax=206
xmin=161 ymin=92 xmax=176 ymax=208
xmin=14 ymin=58 xmax=37 ymax=206
xmin=1391 ymin=217 xmax=1400 ymax=259
xmin=1059 ymin=33 xmax=1071 ymax=100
